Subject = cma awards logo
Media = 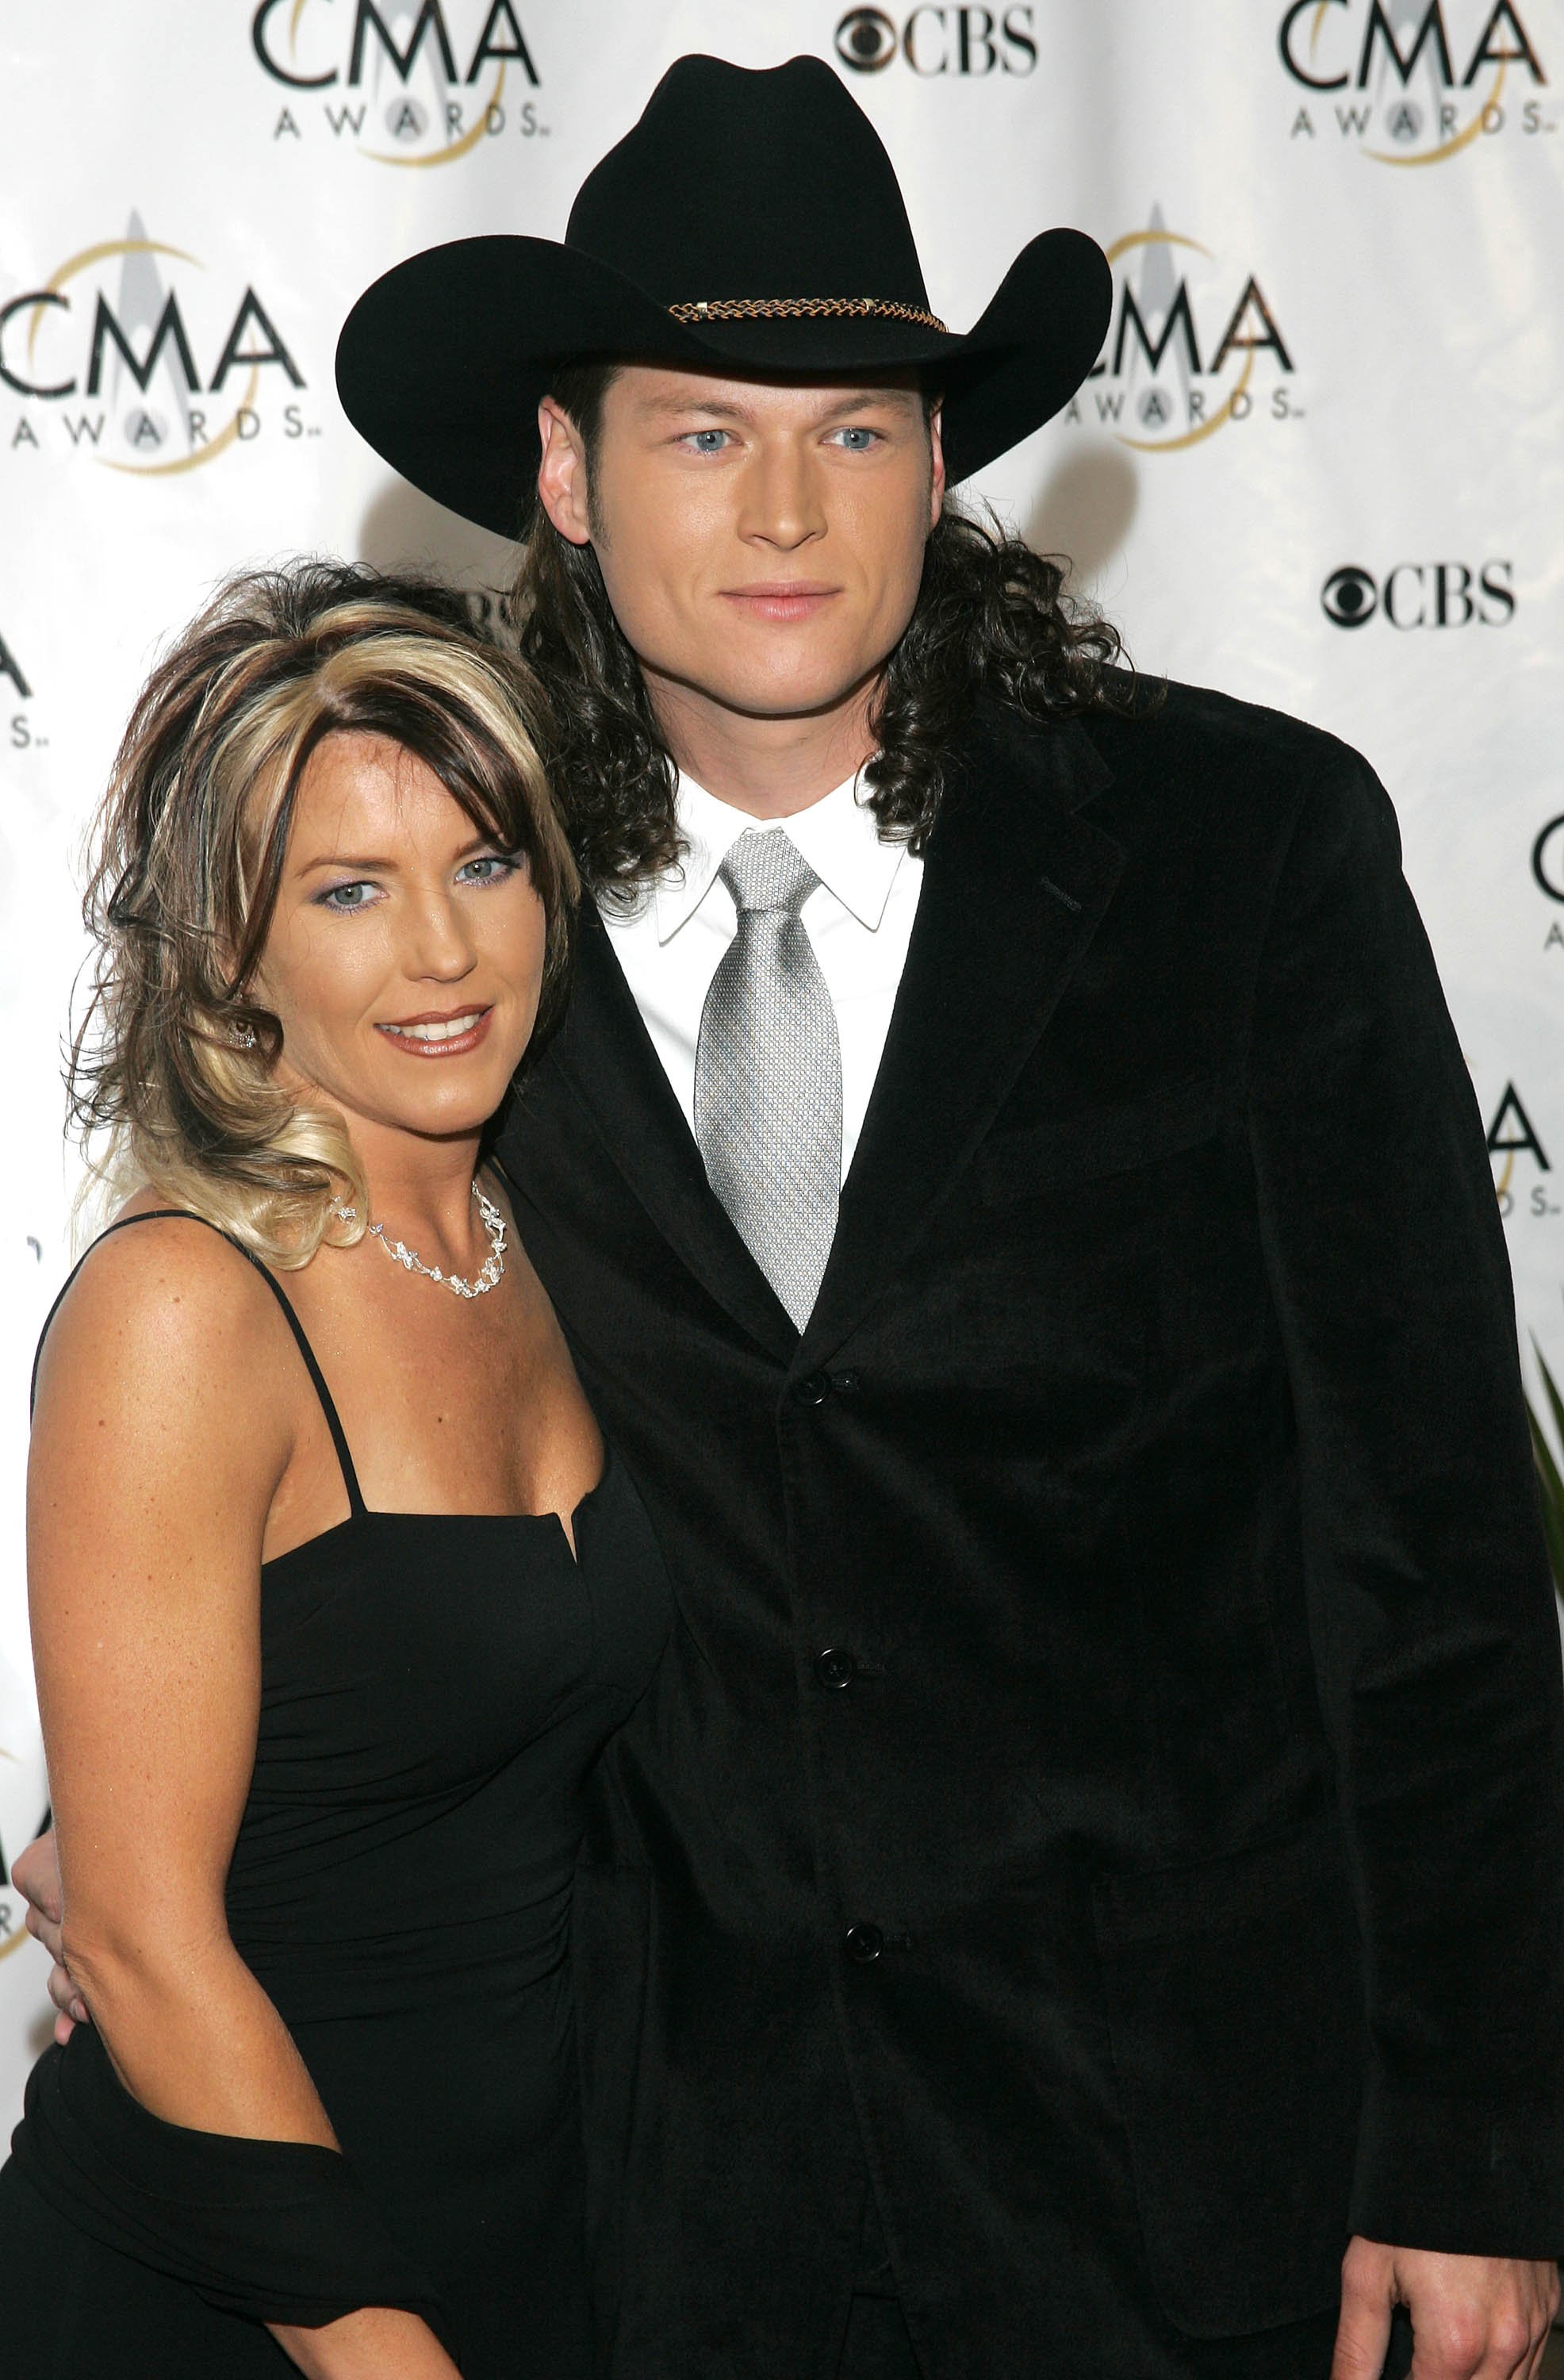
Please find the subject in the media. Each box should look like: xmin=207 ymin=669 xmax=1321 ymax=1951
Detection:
xmin=1487 ymin=1081 xmax=1553 ymax=1218
xmin=252 ymin=0 xmax=546 ymax=160
xmin=1279 ymin=1 xmax=1553 ymax=163
xmin=0 ymin=217 xmax=309 ymax=474
xmin=1062 ymin=211 xmax=1300 ymax=453
xmin=1321 ymin=560 xmax=1515 ymax=627
xmin=834 ymin=7 xmax=1037 ymax=74
xmin=0 ymin=628 xmax=40 ymax=754
xmin=1529 ymin=816 xmax=1564 ymax=958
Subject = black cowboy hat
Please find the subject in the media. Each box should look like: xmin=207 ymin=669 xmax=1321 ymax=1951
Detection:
xmin=335 ymin=52 xmax=1110 ymax=540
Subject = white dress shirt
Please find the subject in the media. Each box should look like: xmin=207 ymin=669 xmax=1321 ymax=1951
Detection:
xmin=597 ymin=768 xmax=924 ymax=1183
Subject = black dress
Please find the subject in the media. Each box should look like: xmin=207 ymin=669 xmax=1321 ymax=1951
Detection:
xmin=0 ymin=1210 xmax=671 ymax=2377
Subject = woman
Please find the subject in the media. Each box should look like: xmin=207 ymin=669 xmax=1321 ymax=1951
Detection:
xmin=0 ymin=562 xmax=670 ymax=2378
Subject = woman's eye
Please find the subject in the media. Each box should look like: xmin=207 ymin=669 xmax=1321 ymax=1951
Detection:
xmin=681 ymin=428 xmax=730 ymax=455
xmin=318 ymin=880 xmax=378 ymax=912
xmin=458 ymin=854 xmax=519 ymax=887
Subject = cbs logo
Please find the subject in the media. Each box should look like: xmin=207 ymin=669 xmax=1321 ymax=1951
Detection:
xmin=1321 ymin=562 xmax=1515 ymax=629
xmin=834 ymin=6 xmax=1037 ymax=75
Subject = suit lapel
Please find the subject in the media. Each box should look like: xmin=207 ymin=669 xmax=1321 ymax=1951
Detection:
xmin=539 ymin=704 xmax=1121 ymax=1368
xmin=541 ymin=910 xmax=799 ymax=1361
xmin=800 ymin=706 xmax=1123 ymax=1361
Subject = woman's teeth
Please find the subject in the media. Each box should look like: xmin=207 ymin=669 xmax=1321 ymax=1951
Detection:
xmin=382 ymin=1012 xmax=484 ymax=1043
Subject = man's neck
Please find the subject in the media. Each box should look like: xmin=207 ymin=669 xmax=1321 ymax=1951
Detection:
xmin=647 ymin=671 xmax=878 ymax=821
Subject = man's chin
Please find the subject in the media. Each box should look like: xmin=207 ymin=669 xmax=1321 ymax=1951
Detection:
xmin=661 ymin=668 xmax=881 ymax=728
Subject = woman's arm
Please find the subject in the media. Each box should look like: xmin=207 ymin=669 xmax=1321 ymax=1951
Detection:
xmin=28 ymin=1215 xmax=461 ymax=2379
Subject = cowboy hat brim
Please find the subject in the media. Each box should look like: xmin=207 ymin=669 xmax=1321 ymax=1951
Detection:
xmin=335 ymin=226 xmax=1110 ymax=542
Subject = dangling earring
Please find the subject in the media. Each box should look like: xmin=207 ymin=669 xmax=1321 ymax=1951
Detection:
xmin=227 ymin=1019 xmax=258 ymax=1050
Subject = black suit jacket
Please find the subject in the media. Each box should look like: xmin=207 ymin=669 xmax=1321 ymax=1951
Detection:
xmin=498 ymin=686 xmax=1564 ymax=2379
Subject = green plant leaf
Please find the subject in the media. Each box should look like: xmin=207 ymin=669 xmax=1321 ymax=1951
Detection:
xmin=1526 ymin=1338 xmax=1564 ymax=1598
xmin=1529 ymin=1409 xmax=1564 ymax=1589
xmin=1536 ymin=1338 xmax=1564 ymax=1462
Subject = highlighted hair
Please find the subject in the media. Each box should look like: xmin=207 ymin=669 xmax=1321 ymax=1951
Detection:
xmin=71 ymin=561 xmax=576 ymax=1267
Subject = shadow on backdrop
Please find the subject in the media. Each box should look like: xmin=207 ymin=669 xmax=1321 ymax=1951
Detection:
xmin=355 ymin=476 xmax=519 ymax=601
xmin=1022 ymin=443 xmax=1139 ymax=593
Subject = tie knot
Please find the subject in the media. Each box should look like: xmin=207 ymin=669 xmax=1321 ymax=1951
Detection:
xmin=719 ymin=828 xmax=819 ymax=919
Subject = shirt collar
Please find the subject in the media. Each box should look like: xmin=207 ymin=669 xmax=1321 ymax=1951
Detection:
xmin=654 ymin=766 xmax=909 ymax=944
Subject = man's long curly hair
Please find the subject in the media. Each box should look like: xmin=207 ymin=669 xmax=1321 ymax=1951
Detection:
xmin=509 ymin=363 xmax=1131 ymax=903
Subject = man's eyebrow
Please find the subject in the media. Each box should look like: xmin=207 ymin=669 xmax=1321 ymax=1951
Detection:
xmin=811 ymin=389 xmax=922 ymax=417
xmin=636 ymin=387 xmax=921 ymax=424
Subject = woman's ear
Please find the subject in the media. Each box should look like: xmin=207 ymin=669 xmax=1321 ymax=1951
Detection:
xmin=535 ymin=400 xmax=593 ymax=548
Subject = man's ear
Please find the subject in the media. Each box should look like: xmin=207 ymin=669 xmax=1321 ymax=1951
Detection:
xmin=927 ymin=399 xmax=947 ymax=528
xmin=535 ymin=397 xmax=593 ymax=547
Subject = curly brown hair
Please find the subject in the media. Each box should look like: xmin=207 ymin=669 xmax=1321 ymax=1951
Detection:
xmin=508 ymin=360 xmax=1132 ymax=902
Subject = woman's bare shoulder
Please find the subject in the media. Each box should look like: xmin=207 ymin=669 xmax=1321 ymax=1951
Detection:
xmin=33 ymin=1199 xmax=294 ymax=1442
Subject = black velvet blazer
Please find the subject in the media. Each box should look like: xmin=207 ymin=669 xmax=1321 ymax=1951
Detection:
xmin=497 ymin=686 xmax=1564 ymax=2380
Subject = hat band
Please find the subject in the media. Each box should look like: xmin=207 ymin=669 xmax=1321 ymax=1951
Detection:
xmin=668 ymin=295 xmax=949 ymax=332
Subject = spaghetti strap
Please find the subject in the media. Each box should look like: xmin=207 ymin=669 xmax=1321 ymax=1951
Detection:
xmin=31 ymin=1210 xmax=366 ymax=1518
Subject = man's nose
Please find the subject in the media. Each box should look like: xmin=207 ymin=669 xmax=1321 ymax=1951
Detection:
xmin=739 ymin=441 xmax=825 ymax=550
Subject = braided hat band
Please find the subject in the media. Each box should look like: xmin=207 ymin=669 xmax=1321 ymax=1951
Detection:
xmin=668 ymin=295 xmax=949 ymax=332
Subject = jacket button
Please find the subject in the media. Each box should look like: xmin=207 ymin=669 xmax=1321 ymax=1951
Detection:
xmin=843 ymin=1923 xmax=884 ymax=1964
xmin=795 ymin=1372 xmax=831 ymax=1407
xmin=814 ymin=1647 xmax=857 ymax=1690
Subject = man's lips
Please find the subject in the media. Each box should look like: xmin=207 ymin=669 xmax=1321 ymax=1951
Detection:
xmin=720 ymin=583 xmax=841 ymax=622
xmin=374 ymin=1006 xmax=493 ymax=1057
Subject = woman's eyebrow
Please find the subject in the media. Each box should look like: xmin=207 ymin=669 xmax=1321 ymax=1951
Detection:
xmin=296 ymin=832 xmax=496 ymax=877
xmin=297 ymin=851 xmax=402 ymax=875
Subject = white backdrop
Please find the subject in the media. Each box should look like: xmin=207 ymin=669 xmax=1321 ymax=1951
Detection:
xmin=2 ymin=0 xmax=1562 ymax=2140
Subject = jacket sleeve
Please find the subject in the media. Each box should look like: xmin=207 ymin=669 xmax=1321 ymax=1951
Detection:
xmin=1245 ymin=747 xmax=1564 ymax=2258
xmin=10 ymin=2026 xmax=453 ymax=2347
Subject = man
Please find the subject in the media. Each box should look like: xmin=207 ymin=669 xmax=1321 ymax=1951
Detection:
xmin=22 ymin=51 xmax=1564 ymax=2380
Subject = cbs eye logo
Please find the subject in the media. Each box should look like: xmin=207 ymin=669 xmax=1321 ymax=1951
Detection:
xmin=837 ymin=6 xmax=898 ymax=67
xmin=1321 ymin=566 xmax=1377 ymax=627
xmin=1321 ymin=562 xmax=1515 ymax=630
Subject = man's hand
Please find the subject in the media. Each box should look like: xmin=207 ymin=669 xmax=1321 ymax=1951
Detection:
xmin=12 ymin=1831 xmax=89 ymax=2044
xmin=1333 ymin=2237 xmax=1558 ymax=2380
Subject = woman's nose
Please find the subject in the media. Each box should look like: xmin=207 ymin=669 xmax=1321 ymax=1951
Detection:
xmin=408 ymin=896 xmax=477 ymax=978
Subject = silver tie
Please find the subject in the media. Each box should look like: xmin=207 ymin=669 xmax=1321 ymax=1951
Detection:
xmin=694 ymin=829 xmax=843 ymax=1331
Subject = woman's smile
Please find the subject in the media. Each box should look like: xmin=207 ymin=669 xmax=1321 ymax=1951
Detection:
xmin=374 ymin=1005 xmax=495 ymax=1057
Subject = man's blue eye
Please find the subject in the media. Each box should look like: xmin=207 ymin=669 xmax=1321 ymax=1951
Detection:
xmin=686 ymin=429 xmax=728 ymax=453
xmin=835 ymin=427 xmax=877 ymax=450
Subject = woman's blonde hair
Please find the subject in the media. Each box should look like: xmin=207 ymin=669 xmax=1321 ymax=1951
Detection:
xmin=71 ymin=560 xmax=577 ymax=1267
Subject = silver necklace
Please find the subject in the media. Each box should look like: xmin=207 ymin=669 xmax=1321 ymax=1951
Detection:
xmin=330 ymin=1181 xmax=507 ymax=1300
